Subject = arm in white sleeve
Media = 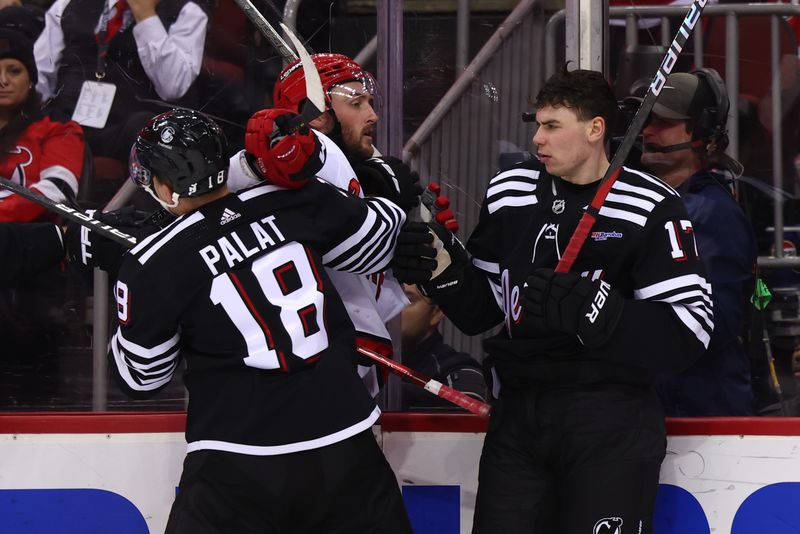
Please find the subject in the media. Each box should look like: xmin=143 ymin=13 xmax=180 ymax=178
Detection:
xmin=133 ymin=1 xmax=207 ymax=101
xmin=34 ymin=0 xmax=70 ymax=100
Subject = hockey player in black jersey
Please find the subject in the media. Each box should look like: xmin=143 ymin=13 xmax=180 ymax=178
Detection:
xmin=393 ymin=68 xmax=713 ymax=533
xmin=110 ymin=109 xmax=412 ymax=533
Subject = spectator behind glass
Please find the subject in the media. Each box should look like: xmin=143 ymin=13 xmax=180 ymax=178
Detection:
xmin=0 ymin=4 xmax=45 ymax=38
xmin=33 ymin=0 xmax=207 ymax=163
xmin=400 ymin=283 xmax=488 ymax=411
xmin=636 ymin=69 xmax=758 ymax=416
xmin=0 ymin=27 xmax=84 ymax=222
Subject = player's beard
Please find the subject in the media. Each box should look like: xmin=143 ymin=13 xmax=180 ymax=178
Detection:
xmin=342 ymin=123 xmax=374 ymax=160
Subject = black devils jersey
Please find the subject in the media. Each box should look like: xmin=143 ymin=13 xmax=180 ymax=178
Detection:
xmin=440 ymin=160 xmax=713 ymax=384
xmin=109 ymin=178 xmax=405 ymax=455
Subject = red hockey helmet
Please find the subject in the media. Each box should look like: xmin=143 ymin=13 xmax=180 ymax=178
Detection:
xmin=274 ymin=53 xmax=379 ymax=113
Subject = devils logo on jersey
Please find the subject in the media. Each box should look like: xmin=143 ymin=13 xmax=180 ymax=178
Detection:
xmin=531 ymin=222 xmax=561 ymax=264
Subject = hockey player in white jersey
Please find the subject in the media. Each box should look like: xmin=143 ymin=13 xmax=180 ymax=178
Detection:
xmin=227 ymin=53 xmax=438 ymax=397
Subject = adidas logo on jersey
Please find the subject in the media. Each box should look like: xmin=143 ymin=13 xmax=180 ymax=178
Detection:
xmin=219 ymin=208 xmax=241 ymax=225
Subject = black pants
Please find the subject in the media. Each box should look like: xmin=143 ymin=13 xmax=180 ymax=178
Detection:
xmin=472 ymin=383 xmax=666 ymax=534
xmin=165 ymin=429 xmax=412 ymax=534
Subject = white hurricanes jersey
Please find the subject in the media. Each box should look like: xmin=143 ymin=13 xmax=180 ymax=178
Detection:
xmin=228 ymin=130 xmax=409 ymax=363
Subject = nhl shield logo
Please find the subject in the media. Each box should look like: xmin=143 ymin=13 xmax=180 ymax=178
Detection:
xmin=552 ymin=199 xmax=565 ymax=214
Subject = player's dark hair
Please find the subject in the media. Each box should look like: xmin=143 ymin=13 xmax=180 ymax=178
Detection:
xmin=534 ymin=65 xmax=618 ymax=141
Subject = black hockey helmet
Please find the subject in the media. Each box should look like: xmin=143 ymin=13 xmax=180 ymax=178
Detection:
xmin=130 ymin=109 xmax=229 ymax=200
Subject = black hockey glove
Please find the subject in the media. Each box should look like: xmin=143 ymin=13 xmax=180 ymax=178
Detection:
xmin=66 ymin=207 xmax=173 ymax=277
xmin=353 ymin=156 xmax=423 ymax=213
xmin=421 ymin=220 xmax=468 ymax=296
xmin=391 ymin=222 xmax=438 ymax=284
xmin=521 ymin=269 xmax=624 ymax=348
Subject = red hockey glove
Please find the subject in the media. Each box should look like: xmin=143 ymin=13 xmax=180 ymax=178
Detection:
xmin=352 ymin=156 xmax=423 ymax=213
xmin=521 ymin=269 xmax=624 ymax=348
xmin=420 ymin=183 xmax=459 ymax=232
xmin=245 ymin=108 xmax=323 ymax=189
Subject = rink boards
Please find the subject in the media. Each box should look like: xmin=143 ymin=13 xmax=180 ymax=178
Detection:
xmin=1 ymin=413 xmax=799 ymax=533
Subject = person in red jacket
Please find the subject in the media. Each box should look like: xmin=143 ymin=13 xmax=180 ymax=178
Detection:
xmin=0 ymin=26 xmax=83 ymax=222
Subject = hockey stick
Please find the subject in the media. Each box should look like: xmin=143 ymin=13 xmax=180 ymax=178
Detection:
xmin=230 ymin=0 xmax=297 ymax=62
xmin=279 ymin=22 xmax=326 ymax=130
xmin=0 ymin=176 xmax=137 ymax=247
xmin=357 ymin=346 xmax=491 ymax=417
xmin=232 ymin=0 xmax=384 ymax=162
xmin=555 ymin=0 xmax=709 ymax=273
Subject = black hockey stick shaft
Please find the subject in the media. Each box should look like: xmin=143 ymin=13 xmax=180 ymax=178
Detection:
xmin=0 ymin=176 xmax=138 ymax=247
xmin=357 ymin=346 xmax=491 ymax=417
xmin=556 ymin=0 xmax=709 ymax=273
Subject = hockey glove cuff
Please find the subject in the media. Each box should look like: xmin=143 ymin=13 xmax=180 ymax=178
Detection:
xmin=353 ymin=156 xmax=423 ymax=214
xmin=522 ymin=269 xmax=624 ymax=348
xmin=422 ymin=220 xmax=468 ymax=296
xmin=65 ymin=207 xmax=173 ymax=277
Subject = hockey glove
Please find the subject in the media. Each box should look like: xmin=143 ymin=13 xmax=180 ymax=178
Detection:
xmin=422 ymin=220 xmax=468 ymax=295
xmin=420 ymin=183 xmax=459 ymax=232
xmin=353 ymin=156 xmax=423 ymax=213
xmin=391 ymin=222 xmax=438 ymax=284
xmin=522 ymin=269 xmax=624 ymax=348
xmin=65 ymin=207 xmax=173 ymax=277
xmin=245 ymin=108 xmax=323 ymax=189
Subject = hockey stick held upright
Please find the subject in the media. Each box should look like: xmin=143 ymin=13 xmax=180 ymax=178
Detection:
xmin=556 ymin=0 xmax=709 ymax=273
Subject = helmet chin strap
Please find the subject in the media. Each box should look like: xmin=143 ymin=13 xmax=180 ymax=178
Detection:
xmin=144 ymin=185 xmax=180 ymax=210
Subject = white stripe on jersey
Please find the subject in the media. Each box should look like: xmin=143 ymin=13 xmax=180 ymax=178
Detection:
xmin=186 ymin=406 xmax=381 ymax=456
xmin=623 ymin=166 xmax=678 ymax=196
xmin=136 ymin=211 xmax=205 ymax=265
xmin=323 ymin=197 xmax=404 ymax=274
xmin=238 ymin=182 xmax=286 ymax=200
xmin=40 ymin=164 xmax=79 ymax=195
xmin=604 ymin=192 xmax=656 ymax=212
xmin=473 ymin=257 xmax=500 ymax=274
xmin=634 ymin=273 xmax=712 ymax=300
xmin=111 ymin=330 xmax=180 ymax=391
xmin=488 ymin=195 xmax=538 ymax=214
xmin=611 ymin=180 xmax=665 ymax=202
xmin=487 ymin=179 xmax=537 ymax=198
xmin=598 ymin=205 xmax=647 ymax=227
xmin=634 ymin=273 xmax=713 ymax=347
xmin=115 ymin=328 xmax=180 ymax=357
xmin=486 ymin=168 xmax=540 ymax=214
xmin=490 ymin=168 xmax=540 ymax=185
xmin=31 ymin=178 xmax=68 ymax=203
xmin=671 ymin=303 xmax=712 ymax=348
